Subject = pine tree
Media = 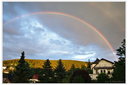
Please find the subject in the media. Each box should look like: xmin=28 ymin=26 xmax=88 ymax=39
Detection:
xmin=112 ymin=57 xmax=125 ymax=82
xmin=68 ymin=64 xmax=76 ymax=75
xmin=86 ymin=59 xmax=93 ymax=74
xmin=40 ymin=59 xmax=54 ymax=82
xmin=13 ymin=51 xmax=30 ymax=83
xmin=116 ymin=39 xmax=125 ymax=56
xmin=112 ymin=39 xmax=125 ymax=82
xmin=81 ymin=65 xmax=87 ymax=70
xmin=54 ymin=59 xmax=66 ymax=82
xmin=70 ymin=64 xmax=75 ymax=71
xmin=87 ymin=59 xmax=91 ymax=68
xmin=62 ymin=64 xmax=76 ymax=83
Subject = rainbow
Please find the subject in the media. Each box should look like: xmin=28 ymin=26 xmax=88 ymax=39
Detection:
xmin=4 ymin=11 xmax=118 ymax=60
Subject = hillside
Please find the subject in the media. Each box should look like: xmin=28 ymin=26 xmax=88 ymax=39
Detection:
xmin=3 ymin=59 xmax=88 ymax=71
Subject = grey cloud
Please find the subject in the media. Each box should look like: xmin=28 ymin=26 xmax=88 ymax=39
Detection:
xmin=3 ymin=2 xmax=124 ymax=61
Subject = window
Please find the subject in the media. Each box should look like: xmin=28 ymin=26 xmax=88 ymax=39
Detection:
xmin=101 ymin=70 xmax=103 ymax=73
xmin=104 ymin=70 xmax=106 ymax=73
xmin=108 ymin=71 xmax=110 ymax=74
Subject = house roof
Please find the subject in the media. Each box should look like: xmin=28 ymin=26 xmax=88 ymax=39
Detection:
xmin=92 ymin=58 xmax=114 ymax=64
xmin=100 ymin=58 xmax=114 ymax=64
xmin=32 ymin=74 xmax=39 ymax=79
xmin=91 ymin=58 xmax=114 ymax=69
xmin=91 ymin=58 xmax=100 ymax=64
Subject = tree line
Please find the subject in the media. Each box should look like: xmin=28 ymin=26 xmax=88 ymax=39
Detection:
xmin=8 ymin=51 xmax=92 ymax=83
xmin=3 ymin=39 xmax=125 ymax=83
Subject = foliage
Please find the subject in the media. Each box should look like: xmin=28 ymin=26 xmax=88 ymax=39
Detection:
xmin=112 ymin=39 xmax=125 ymax=83
xmin=87 ymin=59 xmax=91 ymax=68
xmin=71 ymin=75 xmax=85 ymax=83
xmin=40 ymin=59 xmax=54 ymax=83
xmin=62 ymin=64 xmax=77 ymax=83
xmin=54 ymin=59 xmax=66 ymax=82
xmin=116 ymin=39 xmax=125 ymax=56
xmin=97 ymin=73 xmax=110 ymax=83
xmin=29 ymin=68 xmax=43 ymax=79
xmin=70 ymin=64 xmax=76 ymax=70
xmin=81 ymin=65 xmax=92 ymax=74
xmin=3 ymin=59 xmax=88 ymax=71
xmin=68 ymin=64 xmax=76 ymax=74
xmin=112 ymin=57 xmax=125 ymax=82
xmin=86 ymin=68 xmax=93 ymax=74
xmin=81 ymin=65 xmax=87 ymax=70
xmin=70 ymin=69 xmax=91 ymax=83
xmin=12 ymin=52 xmax=30 ymax=83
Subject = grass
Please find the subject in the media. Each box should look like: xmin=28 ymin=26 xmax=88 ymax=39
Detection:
xmin=3 ymin=59 xmax=88 ymax=71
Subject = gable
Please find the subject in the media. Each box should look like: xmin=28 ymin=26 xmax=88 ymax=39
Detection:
xmin=94 ymin=60 xmax=113 ymax=68
xmin=91 ymin=64 xmax=96 ymax=69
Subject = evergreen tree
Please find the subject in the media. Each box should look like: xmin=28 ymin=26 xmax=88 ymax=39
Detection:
xmin=87 ymin=59 xmax=91 ymax=68
xmin=13 ymin=51 xmax=30 ymax=83
xmin=40 ymin=59 xmax=54 ymax=83
xmin=81 ymin=65 xmax=87 ymax=70
xmin=112 ymin=57 xmax=125 ymax=82
xmin=112 ymin=39 xmax=125 ymax=82
xmin=54 ymin=59 xmax=66 ymax=82
xmin=70 ymin=64 xmax=76 ymax=71
xmin=62 ymin=64 xmax=76 ymax=83
xmin=116 ymin=39 xmax=125 ymax=56
xmin=86 ymin=60 xmax=93 ymax=74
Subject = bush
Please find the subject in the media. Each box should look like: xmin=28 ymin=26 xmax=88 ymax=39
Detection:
xmin=97 ymin=73 xmax=110 ymax=83
xmin=70 ymin=69 xmax=91 ymax=83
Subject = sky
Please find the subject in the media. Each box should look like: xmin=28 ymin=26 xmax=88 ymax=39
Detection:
xmin=3 ymin=2 xmax=125 ymax=62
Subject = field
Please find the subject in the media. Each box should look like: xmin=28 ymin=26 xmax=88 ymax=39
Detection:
xmin=3 ymin=59 xmax=88 ymax=71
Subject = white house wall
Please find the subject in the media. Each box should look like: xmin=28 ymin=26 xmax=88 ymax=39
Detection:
xmin=91 ymin=64 xmax=96 ymax=69
xmin=90 ymin=59 xmax=114 ymax=80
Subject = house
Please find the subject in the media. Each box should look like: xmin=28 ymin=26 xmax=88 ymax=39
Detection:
xmin=3 ymin=65 xmax=15 ymax=74
xmin=3 ymin=66 xmax=9 ymax=74
xmin=29 ymin=74 xmax=39 ymax=83
xmin=90 ymin=58 xmax=114 ymax=80
xmin=3 ymin=66 xmax=6 ymax=70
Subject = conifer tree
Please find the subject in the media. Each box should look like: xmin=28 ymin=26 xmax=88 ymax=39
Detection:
xmin=70 ymin=64 xmax=76 ymax=71
xmin=86 ymin=59 xmax=93 ymax=74
xmin=112 ymin=57 xmax=125 ymax=82
xmin=87 ymin=59 xmax=91 ymax=68
xmin=112 ymin=39 xmax=125 ymax=82
xmin=13 ymin=51 xmax=30 ymax=83
xmin=41 ymin=59 xmax=54 ymax=82
xmin=116 ymin=39 xmax=125 ymax=56
xmin=68 ymin=64 xmax=76 ymax=75
xmin=81 ymin=65 xmax=87 ymax=70
xmin=54 ymin=59 xmax=66 ymax=82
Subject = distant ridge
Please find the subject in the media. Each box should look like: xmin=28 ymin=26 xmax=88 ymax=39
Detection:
xmin=3 ymin=59 xmax=88 ymax=70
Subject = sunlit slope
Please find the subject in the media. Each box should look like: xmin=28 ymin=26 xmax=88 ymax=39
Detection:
xmin=3 ymin=59 xmax=88 ymax=70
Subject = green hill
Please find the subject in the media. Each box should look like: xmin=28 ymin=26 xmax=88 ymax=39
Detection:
xmin=3 ymin=59 xmax=88 ymax=71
